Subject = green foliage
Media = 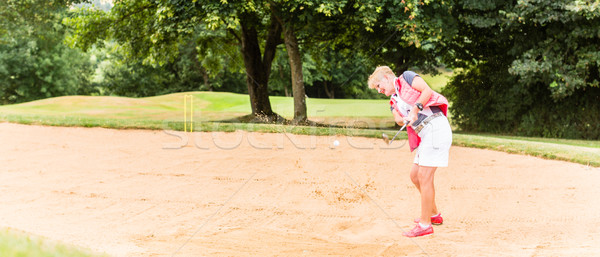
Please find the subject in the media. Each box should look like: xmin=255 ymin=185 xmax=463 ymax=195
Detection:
xmin=339 ymin=0 xmax=452 ymax=74
xmin=506 ymin=0 xmax=600 ymax=99
xmin=65 ymin=0 xmax=410 ymax=102
xmin=88 ymin=40 xmax=246 ymax=97
xmin=517 ymin=86 xmax=600 ymax=139
xmin=441 ymin=0 xmax=600 ymax=139
xmin=443 ymin=62 xmax=530 ymax=133
xmin=266 ymin=43 xmax=383 ymax=99
xmin=65 ymin=0 xmax=245 ymax=66
xmin=309 ymin=45 xmax=383 ymax=99
xmin=0 ymin=0 xmax=93 ymax=104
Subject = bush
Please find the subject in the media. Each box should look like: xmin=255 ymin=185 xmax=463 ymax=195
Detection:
xmin=444 ymin=62 xmax=600 ymax=139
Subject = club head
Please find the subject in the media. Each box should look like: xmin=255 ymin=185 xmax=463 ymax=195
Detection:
xmin=382 ymin=133 xmax=390 ymax=144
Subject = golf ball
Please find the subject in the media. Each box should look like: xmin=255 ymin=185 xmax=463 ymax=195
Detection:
xmin=333 ymin=140 xmax=340 ymax=147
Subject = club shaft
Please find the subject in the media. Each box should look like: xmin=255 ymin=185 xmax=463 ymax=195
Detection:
xmin=389 ymin=124 xmax=406 ymax=144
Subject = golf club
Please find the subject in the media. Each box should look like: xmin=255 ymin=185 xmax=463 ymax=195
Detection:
xmin=382 ymin=124 xmax=406 ymax=145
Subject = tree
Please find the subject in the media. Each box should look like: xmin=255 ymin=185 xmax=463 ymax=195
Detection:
xmin=270 ymin=2 xmax=308 ymax=123
xmin=268 ymin=0 xmax=417 ymax=122
xmin=86 ymin=36 xmax=246 ymax=97
xmin=67 ymin=1 xmax=286 ymax=121
xmin=238 ymin=8 xmax=283 ymax=120
xmin=68 ymin=1 xmax=429 ymax=122
xmin=309 ymin=47 xmax=382 ymax=99
xmin=439 ymin=0 xmax=600 ymax=139
xmin=0 ymin=0 xmax=92 ymax=104
xmin=66 ymin=1 xmax=452 ymax=122
xmin=268 ymin=1 xmax=341 ymax=123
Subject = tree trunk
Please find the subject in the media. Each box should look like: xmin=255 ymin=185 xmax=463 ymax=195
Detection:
xmin=202 ymin=69 xmax=211 ymax=91
xmin=238 ymin=13 xmax=282 ymax=121
xmin=323 ymin=81 xmax=334 ymax=99
xmin=282 ymin=24 xmax=307 ymax=123
xmin=395 ymin=53 xmax=410 ymax=74
xmin=279 ymin=65 xmax=290 ymax=97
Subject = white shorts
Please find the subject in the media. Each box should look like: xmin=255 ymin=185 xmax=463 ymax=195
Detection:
xmin=413 ymin=115 xmax=452 ymax=167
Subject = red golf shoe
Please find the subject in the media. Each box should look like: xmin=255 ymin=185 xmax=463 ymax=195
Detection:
xmin=414 ymin=213 xmax=443 ymax=225
xmin=403 ymin=224 xmax=433 ymax=237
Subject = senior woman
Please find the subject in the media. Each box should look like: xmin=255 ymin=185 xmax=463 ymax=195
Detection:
xmin=368 ymin=66 xmax=452 ymax=237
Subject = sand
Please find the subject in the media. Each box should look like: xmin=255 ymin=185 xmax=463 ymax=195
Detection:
xmin=1 ymin=122 xmax=599 ymax=256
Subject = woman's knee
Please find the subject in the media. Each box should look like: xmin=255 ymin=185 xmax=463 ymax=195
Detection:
xmin=410 ymin=172 xmax=419 ymax=185
xmin=410 ymin=165 xmax=420 ymax=184
xmin=417 ymin=167 xmax=436 ymax=183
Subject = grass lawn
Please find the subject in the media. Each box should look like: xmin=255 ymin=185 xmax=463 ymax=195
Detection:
xmin=1 ymin=91 xmax=599 ymax=167
xmin=0 ymin=92 xmax=392 ymax=124
xmin=0 ymin=228 xmax=105 ymax=257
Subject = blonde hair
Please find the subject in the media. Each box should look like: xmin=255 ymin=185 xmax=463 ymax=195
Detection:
xmin=368 ymin=66 xmax=396 ymax=89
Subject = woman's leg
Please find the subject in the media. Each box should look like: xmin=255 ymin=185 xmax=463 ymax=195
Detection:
xmin=410 ymin=163 xmax=420 ymax=192
xmin=418 ymin=166 xmax=438 ymax=225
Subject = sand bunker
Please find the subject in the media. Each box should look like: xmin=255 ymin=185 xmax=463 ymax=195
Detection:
xmin=1 ymin=122 xmax=599 ymax=256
